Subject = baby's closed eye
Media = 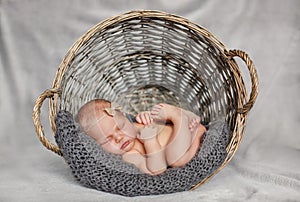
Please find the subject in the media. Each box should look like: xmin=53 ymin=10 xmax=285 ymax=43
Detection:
xmin=115 ymin=119 xmax=125 ymax=130
xmin=100 ymin=135 xmax=113 ymax=145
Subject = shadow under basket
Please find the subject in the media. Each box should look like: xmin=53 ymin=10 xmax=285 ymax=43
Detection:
xmin=33 ymin=10 xmax=258 ymax=195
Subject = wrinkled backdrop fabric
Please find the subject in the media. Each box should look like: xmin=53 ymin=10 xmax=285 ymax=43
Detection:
xmin=1 ymin=0 xmax=300 ymax=201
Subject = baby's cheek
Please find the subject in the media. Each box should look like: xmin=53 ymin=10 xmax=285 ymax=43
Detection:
xmin=102 ymin=143 xmax=122 ymax=155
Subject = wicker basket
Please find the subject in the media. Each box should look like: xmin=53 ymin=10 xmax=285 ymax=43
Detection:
xmin=32 ymin=10 xmax=258 ymax=190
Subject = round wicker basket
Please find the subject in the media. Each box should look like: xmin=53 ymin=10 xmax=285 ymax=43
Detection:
xmin=33 ymin=10 xmax=258 ymax=190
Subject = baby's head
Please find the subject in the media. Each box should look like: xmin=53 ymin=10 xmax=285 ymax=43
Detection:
xmin=76 ymin=99 xmax=137 ymax=155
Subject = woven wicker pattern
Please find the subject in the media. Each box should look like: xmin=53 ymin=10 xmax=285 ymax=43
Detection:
xmin=59 ymin=16 xmax=236 ymax=125
xmin=32 ymin=10 xmax=258 ymax=190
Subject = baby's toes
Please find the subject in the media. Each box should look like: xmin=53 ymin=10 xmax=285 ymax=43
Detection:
xmin=190 ymin=119 xmax=199 ymax=131
xmin=195 ymin=116 xmax=201 ymax=124
xmin=152 ymin=104 xmax=163 ymax=112
xmin=151 ymin=105 xmax=168 ymax=121
xmin=151 ymin=104 xmax=162 ymax=114
xmin=192 ymin=117 xmax=200 ymax=125
xmin=188 ymin=122 xmax=195 ymax=132
xmin=150 ymin=109 xmax=159 ymax=117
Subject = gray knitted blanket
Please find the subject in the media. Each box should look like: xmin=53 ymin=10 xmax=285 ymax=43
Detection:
xmin=55 ymin=110 xmax=230 ymax=196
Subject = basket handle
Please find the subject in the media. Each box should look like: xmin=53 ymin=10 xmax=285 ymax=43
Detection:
xmin=32 ymin=88 xmax=62 ymax=156
xmin=226 ymin=49 xmax=258 ymax=114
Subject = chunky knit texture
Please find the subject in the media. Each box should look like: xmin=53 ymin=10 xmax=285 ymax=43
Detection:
xmin=55 ymin=110 xmax=230 ymax=196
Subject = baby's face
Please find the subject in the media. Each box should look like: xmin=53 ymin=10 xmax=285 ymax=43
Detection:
xmin=91 ymin=111 xmax=137 ymax=155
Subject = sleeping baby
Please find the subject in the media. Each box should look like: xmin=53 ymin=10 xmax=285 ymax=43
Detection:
xmin=76 ymin=99 xmax=206 ymax=175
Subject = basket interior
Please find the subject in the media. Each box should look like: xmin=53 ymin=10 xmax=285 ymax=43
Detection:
xmin=59 ymin=16 xmax=238 ymax=128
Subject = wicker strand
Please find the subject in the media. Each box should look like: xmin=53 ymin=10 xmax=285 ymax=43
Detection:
xmin=32 ymin=88 xmax=62 ymax=156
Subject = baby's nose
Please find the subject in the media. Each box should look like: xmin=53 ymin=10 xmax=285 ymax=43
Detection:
xmin=115 ymin=135 xmax=123 ymax=143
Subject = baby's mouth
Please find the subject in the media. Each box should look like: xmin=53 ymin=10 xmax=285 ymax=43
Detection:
xmin=121 ymin=140 xmax=131 ymax=150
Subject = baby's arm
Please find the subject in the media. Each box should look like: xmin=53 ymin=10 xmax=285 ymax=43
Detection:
xmin=122 ymin=152 xmax=153 ymax=175
xmin=138 ymin=126 xmax=167 ymax=175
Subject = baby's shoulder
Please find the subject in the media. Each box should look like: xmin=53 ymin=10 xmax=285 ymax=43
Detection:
xmin=122 ymin=150 xmax=153 ymax=175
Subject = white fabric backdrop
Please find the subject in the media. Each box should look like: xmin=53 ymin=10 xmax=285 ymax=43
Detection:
xmin=1 ymin=0 xmax=300 ymax=201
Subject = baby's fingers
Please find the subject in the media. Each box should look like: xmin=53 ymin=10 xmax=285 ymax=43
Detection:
xmin=140 ymin=113 xmax=148 ymax=125
xmin=137 ymin=112 xmax=152 ymax=125
xmin=143 ymin=112 xmax=153 ymax=125
xmin=136 ymin=115 xmax=142 ymax=124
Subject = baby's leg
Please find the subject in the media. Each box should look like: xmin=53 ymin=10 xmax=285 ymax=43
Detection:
xmin=151 ymin=103 xmax=200 ymax=166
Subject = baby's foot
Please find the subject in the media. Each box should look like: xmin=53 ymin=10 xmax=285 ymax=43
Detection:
xmin=182 ymin=110 xmax=200 ymax=133
xmin=150 ymin=103 xmax=180 ymax=123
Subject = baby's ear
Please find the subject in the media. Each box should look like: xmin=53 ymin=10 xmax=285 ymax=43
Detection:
xmin=104 ymin=102 xmax=122 ymax=116
xmin=104 ymin=108 xmax=115 ymax=116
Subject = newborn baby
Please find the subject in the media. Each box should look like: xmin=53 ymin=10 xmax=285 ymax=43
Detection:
xmin=76 ymin=99 xmax=206 ymax=175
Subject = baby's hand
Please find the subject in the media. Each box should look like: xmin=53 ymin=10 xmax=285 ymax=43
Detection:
xmin=138 ymin=125 xmax=157 ymax=141
xmin=136 ymin=111 xmax=153 ymax=125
